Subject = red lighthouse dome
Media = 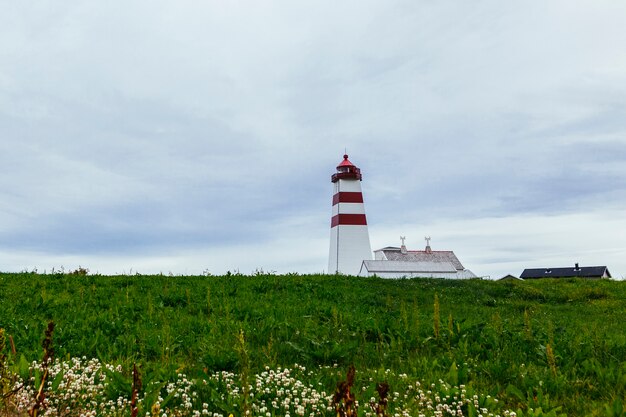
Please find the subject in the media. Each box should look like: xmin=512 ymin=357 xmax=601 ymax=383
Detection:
xmin=331 ymin=154 xmax=362 ymax=182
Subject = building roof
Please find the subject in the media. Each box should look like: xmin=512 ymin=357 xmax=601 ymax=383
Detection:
xmin=498 ymin=274 xmax=522 ymax=281
xmin=375 ymin=247 xmax=465 ymax=270
xmin=362 ymin=260 xmax=458 ymax=273
xmin=337 ymin=154 xmax=356 ymax=168
xmin=520 ymin=266 xmax=611 ymax=279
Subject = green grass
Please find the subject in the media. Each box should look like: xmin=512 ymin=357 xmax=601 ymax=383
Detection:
xmin=1 ymin=272 xmax=625 ymax=416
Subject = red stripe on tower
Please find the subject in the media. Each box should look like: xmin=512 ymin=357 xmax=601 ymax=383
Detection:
xmin=331 ymin=214 xmax=368 ymax=228
xmin=332 ymin=192 xmax=364 ymax=205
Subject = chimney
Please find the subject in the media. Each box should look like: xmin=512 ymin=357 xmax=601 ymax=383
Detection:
xmin=400 ymin=236 xmax=407 ymax=254
xmin=574 ymin=263 xmax=580 ymax=271
xmin=425 ymin=236 xmax=432 ymax=254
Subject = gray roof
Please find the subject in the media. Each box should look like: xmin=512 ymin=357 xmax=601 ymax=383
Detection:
xmin=376 ymin=248 xmax=465 ymax=270
xmin=498 ymin=274 xmax=522 ymax=281
xmin=362 ymin=260 xmax=458 ymax=273
xmin=520 ymin=266 xmax=611 ymax=279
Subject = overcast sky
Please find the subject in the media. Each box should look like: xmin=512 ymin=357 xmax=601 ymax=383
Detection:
xmin=1 ymin=1 xmax=625 ymax=278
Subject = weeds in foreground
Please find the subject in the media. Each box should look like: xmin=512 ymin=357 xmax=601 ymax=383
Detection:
xmin=433 ymin=294 xmax=440 ymax=340
xmin=545 ymin=344 xmax=557 ymax=377
xmin=29 ymin=321 xmax=55 ymax=417
xmin=234 ymin=329 xmax=250 ymax=417
xmin=130 ymin=364 xmax=141 ymax=417
xmin=369 ymin=382 xmax=389 ymax=417
xmin=1 ymin=328 xmax=20 ymax=412
xmin=332 ymin=365 xmax=357 ymax=417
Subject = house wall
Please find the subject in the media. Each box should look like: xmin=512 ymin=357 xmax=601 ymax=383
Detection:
xmin=374 ymin=251 xmax=387 ymax=260
xmin=359 ymin=268 xmax=477 ymax=279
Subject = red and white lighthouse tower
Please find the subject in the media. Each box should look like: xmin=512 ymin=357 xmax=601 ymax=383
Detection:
xmin=328 ymin=154 xmax=373 ymax=275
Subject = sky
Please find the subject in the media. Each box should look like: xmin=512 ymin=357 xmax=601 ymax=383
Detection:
xmin=1 ymin=1 xmax=625 ymax=278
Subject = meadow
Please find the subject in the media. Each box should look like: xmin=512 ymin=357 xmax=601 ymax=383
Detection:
xmin=1 ymin=271 xmax=625 ymax=416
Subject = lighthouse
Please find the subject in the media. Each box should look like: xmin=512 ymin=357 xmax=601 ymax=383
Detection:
xmin=328 ymin=154 xmax=373 ymax=275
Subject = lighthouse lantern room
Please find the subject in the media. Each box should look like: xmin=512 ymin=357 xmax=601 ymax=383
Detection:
xmin=328 ymin=154 xmax=373 ymax=275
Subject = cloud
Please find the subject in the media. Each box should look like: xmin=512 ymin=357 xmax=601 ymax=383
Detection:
xmin=1 ymin=1 xmax=625 ymax=277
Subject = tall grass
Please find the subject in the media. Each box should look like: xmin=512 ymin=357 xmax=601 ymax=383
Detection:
xmin=1 ymin=272 xmax=625 ymax=415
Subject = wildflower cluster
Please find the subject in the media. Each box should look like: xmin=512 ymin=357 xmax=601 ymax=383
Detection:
xmin=2 ymin=358 xmax=518 ymax=417
xmin=12 ymin=356 xmax=122 ymax=416
xmin=379 ymin=374 xmax=515 ymax=417
xmin=203 ymin=364 xmax=334 ymax=417
xmin=148 ymin=373 xmax=200 ymax=417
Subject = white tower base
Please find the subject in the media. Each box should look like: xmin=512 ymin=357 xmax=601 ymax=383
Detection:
xmin=329 ymin=226 xmax=372 ymax=275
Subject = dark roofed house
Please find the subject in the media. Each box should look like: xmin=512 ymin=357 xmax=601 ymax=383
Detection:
xmin=520 ymin=263 xmax=611 ymax=280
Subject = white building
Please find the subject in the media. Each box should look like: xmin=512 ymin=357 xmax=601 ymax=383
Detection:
xmin=359 ymin=237 xmax=477 ymax=279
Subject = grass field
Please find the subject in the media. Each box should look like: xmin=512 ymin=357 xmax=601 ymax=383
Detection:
xmin=1 ymin=272 xmax=625 ymax=416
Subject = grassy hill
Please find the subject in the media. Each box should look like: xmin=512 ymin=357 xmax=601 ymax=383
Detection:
xmin=1 ymin=272 xmax=625 ymax=416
